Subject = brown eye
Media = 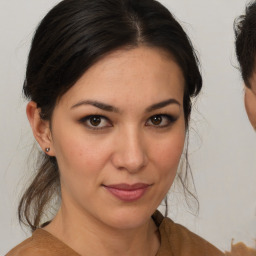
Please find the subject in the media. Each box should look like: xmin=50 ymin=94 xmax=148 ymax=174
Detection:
xmin=90 ymin=116 xmax=101 ymax=126
xmin=146 ymin=114 xmax=176 ymax=128
xmin=150 ymin=116 xmax=162 ymax=125
xmin=79 ymin=115 xmax=112 ymax=130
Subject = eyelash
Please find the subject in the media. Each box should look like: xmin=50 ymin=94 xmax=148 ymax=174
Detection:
xmin=145 ymin=114 xmax=177 ymax=128
xmin=79 ymin=114 xmax=177 ymax=130
xmin=79 ymin=115 xmax=112 ymax=130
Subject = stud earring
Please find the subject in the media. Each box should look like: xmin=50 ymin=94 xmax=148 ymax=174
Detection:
xmin=45 ymin=148 xmax=50 ymax=153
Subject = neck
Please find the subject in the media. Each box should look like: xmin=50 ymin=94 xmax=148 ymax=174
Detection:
xmin=44 ymin=202 xmax=160 ymax=256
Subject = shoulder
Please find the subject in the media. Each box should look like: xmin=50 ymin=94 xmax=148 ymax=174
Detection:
xmin=225 ymin=242 xmax=256 ymax=256
xmin=5 ymin=229 xmax=79 ymax=256
xmin=155 ymin=212 xmax=224 ymax=256
xmin=6 ymin=232 xmax=42 ymax=256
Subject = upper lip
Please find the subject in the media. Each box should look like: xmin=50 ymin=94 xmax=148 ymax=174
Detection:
xmin=103 ymin=183 xmax=151 ymax=191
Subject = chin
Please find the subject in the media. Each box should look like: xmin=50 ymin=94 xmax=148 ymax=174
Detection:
xmin=101 ymin=206 xmax=155 ymax=230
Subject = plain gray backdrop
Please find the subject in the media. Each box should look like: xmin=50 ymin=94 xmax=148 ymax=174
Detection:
xmin=1 ymin=0 xmax=256 ymax=254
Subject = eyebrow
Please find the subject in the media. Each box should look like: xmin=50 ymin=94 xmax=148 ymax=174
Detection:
xmin=71 ymin=98 xmax=180 ymax=113
xmin=71 ymin=100 xmax=119 ymax=112
xmin=145 ymin=98 xmax=180 ymax=112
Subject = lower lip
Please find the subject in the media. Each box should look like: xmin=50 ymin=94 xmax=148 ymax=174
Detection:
xmin=104 ymin=186 xmax=149 ymax=202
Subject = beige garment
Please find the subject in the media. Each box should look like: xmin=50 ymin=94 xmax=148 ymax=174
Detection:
xmin=225 ymin=242 xmax=256 ymax=256
xmin=6 ymin=211 xmax=224 ymax=256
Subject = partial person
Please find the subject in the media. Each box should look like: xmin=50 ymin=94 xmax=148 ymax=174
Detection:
xmin=235 ymin=1 xmax=256 ymax=130
xmin=6 ymin=0 xmax=224 ymax=255
xmin=225 ymin=1 xmax=256 ymax=255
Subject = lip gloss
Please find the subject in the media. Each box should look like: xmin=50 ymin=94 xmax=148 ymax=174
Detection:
xmin=103 ymin=183 xmax=150 ymax=202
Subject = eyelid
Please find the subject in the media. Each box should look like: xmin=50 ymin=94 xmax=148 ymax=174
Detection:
xmin=79 ymin=115 xmax=112 ymax=130
xmin=145 ymin=114 xmax=178 ymax=128
xmin=78 ymin=113 xmax=178 ymax=131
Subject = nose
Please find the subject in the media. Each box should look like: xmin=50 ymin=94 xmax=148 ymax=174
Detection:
xmin=111 ymin=127 xmax=148 ymax=173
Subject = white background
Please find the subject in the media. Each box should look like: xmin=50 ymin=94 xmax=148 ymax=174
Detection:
xmin=1 ymin=0 xmax=256 ymax=254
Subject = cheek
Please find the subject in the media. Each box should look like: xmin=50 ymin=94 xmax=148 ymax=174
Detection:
xmin=148 ymin=129 xmax=185 ymax=202
xmin=244 ymin=89 xmax=256 ymax=129
xmin=53 ymin=133 xmax=114 ymax=202
xmin=53 ymin=130 xmax=112 ymax=178
xmin=150 ymin=130 xmax=185 ymax=176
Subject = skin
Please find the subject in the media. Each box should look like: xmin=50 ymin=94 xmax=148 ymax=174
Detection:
xmin=245 ymin=71 xmax=256 ymax=130
xmin=27 ymin=46 xmax=186 ymax=256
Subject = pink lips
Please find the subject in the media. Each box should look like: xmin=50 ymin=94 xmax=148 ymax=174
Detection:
xmin=103 ymin=183 xmax=150 ymax=202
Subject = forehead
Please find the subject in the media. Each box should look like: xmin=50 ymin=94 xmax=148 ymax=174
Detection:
xmin=58 ymin=46 xmax=185 ymax=109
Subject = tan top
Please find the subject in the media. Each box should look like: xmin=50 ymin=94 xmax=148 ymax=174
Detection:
xmin=225 ymin=242 xmax=256 ymax=256
xmin=6 ymin=211 xmax=224 ymax=256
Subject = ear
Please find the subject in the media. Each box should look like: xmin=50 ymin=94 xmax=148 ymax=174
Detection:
xmin=26 ymin=101 xmax=55 ymax=156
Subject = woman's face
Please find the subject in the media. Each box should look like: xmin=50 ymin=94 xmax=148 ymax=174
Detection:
xmin=49 ymin=46 xmax=185 ymax=229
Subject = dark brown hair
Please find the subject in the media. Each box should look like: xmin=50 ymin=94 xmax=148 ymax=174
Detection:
xmin=19 ymin=0 xmax=202 ymax=231
xmin=234 ymin=0 xmax=256 ymax=88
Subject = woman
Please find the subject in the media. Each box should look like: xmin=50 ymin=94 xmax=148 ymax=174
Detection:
xmin=224 ymin=2 xmax=256 ymax=256
xmin=7 ymin=0 xmax=224 ymax=255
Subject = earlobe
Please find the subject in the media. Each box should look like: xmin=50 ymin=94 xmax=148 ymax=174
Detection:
xmin=26 ymin=101 xmax=55 ymax=156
